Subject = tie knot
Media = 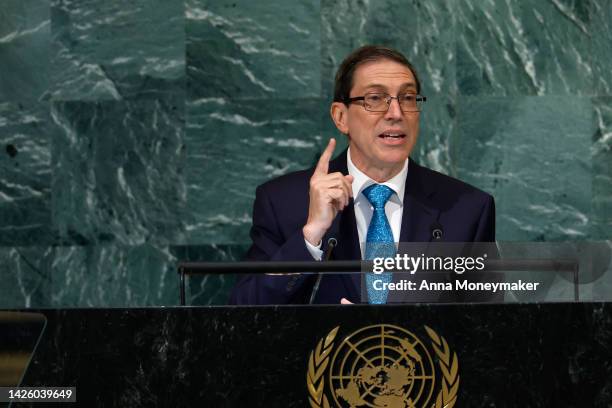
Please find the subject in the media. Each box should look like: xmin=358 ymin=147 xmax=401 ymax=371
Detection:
xmin=363 ymin=184 xmax=394 ymax=209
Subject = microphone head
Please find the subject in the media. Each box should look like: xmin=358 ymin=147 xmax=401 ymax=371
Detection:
xmin=327 ymin=237 xmax=338 ymax=247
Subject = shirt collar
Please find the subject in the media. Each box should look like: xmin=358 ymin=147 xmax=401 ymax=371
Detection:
xmin=346 ymin=147 xmax=408 ymax=205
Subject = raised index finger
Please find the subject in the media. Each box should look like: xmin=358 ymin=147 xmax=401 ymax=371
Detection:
xmin=314 ymin=138 xmax=336 ymax=175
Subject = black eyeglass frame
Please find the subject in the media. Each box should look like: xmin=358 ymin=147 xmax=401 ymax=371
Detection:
xmin=345 ymin=93 xmax=427 ymax=112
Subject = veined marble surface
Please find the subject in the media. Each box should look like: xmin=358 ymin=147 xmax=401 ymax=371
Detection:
xmin=453 ymin=96 xmax=593 ymax=241
xmin=49 ymin=0 xmax=185 ymax=101
xmin=456 ymin=0 xmax=593 ymax=95
xmin=50 ymin=99 xmax=186 ymax=246
xmin=184 ymin=97 xmax=323 ymax=243
xmin=0 ymin=0 xmax=50 ymax=102
xmin=593 ymin=97 xmax=612 ymax=239
xmin=187 ymin=0 xmax=320 ymax=99
xmin=0 ymin=0 xmax=610 ymax=307
xmin=0 ymin=102 xmax=53 ymax=245
xmin=12 ymin=305 xmax=612 ymax=406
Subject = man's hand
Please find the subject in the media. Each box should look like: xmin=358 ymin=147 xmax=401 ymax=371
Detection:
xmin=303 ymin=138 xmax=354 ymax=246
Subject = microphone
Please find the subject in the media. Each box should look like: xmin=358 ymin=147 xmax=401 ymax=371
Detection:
xmin=431 ymin=222 xmax=444 ymax=241
xmin=309 ymin=237 xmax=338 ymax=304
xmin=323 ymin=237 xmax=338 ymax=261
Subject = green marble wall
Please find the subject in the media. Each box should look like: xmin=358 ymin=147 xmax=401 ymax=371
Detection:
xmin=1 ymin=0 xmax=610 ymax=307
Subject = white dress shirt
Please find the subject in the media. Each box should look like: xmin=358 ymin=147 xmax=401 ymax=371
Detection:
xmin=306 ymin=147 xmax=409 ymax=260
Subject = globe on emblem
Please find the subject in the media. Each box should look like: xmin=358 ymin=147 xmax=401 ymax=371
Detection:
xmin=329 ymin=324 xmax=436 ymax=408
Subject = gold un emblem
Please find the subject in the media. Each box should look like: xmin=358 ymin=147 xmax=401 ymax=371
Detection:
xmin=306 ymin=324 xmax=459 ymax=408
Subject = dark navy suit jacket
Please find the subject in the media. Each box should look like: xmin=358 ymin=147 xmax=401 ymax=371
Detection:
xmin=229 ymin=151 xmax=496 ymax=305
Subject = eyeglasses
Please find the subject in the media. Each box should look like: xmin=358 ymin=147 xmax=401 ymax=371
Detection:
xmin=346 ymin=92 xmax=427 ymax=112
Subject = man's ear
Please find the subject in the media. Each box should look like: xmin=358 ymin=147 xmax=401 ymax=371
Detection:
xmin=330 ymin=102 xmax=349 ymax=135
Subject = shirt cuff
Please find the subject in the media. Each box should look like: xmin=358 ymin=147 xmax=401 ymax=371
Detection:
xmin=304 ymin=238 xmax=323 ymax=261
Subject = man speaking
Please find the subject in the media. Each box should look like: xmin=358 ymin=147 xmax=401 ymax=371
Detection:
xmin=230 ymin=45 xmax=495 ymax=305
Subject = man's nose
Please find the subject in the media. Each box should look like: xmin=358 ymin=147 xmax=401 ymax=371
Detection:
xmin=384 ymin=97 xmax=403 ymax=120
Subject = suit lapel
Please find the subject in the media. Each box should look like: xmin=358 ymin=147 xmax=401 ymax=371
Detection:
xmin=386 ymin=159 xmax=442 ymax=303
xmin=399 ymin=159 xmax=441 ymax=243
xmin=324 ymin=150 xmax=361 ymax=300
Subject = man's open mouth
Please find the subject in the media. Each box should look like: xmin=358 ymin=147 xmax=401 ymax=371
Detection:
xmin=378 ymin=132 xmax=406 ymax=139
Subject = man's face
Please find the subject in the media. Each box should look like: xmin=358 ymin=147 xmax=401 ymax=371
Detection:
xmin=332 ymin=59 xmax=420 ymax=179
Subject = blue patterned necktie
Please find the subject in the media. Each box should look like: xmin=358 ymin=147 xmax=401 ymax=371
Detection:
xmin=363 ymin=184 xmax=395 ymax=304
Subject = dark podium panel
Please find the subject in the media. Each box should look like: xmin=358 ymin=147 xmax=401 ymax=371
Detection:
xmin=7 ymin=304 xmax=612 ymax=407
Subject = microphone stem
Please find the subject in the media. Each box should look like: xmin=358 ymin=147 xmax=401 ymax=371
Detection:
xmin=309 ymin=238 xmax=337 ymax=304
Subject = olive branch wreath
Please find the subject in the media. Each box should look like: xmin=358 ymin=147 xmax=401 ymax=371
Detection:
xmin=425 ymin=326 xmax=460 ymax=408
xmin=307 ymin=326 xmax=338 ymax=408
xmin=306 ymin=325 xmax=459 ymax=408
